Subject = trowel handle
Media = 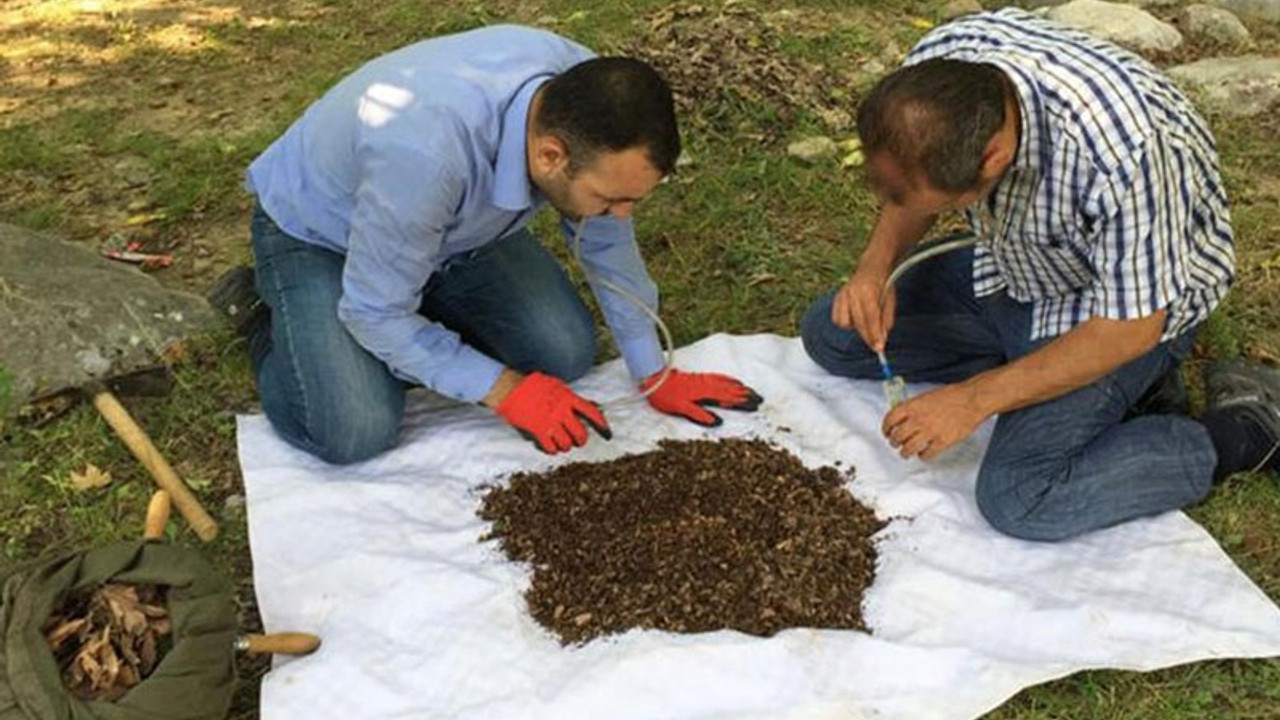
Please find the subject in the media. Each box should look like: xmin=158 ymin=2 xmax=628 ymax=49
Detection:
xmin=90 ymin=386 xmax=219 ymax=541
xmin=143 ymin=490 xmax=172 ymax=541
xmin=236 ymin=633 xmax=322 ymax=656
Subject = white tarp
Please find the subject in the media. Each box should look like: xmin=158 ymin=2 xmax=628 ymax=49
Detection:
xmin=238 ymin=333 xmax=1280 ymax=720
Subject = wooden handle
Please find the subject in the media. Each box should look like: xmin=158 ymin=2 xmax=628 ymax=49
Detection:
xmin=143 ymin=490 xmax=172 ymax=541
xmin=239 ymin=633 xmax=322 ymax=656
xmin=91 ymin=388 xmax=219 ymax=542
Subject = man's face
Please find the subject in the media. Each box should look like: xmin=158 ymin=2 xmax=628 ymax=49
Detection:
xmin=865 ymin=151 xmax=994 ymax=216
xmin=537 ymin=146 xmax=664 ymax=222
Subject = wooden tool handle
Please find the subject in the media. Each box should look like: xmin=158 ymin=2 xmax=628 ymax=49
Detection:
xmin=239 ymin=633 xmax=322 ymax=656
xmin=143 ymin=490 xmax=172 ymax=541
xmin=91 ymin=388 xmax=219 ymax=542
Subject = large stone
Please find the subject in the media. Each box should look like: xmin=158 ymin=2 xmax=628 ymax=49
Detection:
xmin=1206 ymin=0 xmax=1280 ymax=21
xmin=1183 ymin=4 xmax=1253 ymax=47
xmin=1122 ymin=0 xmax=1182 ymax=7
xmin=787 ymin=136 xmax=838 ymax=163
xmin=1168 ymin=55 xmax=1280 ymax=116
xmin=1048 ymin=0 xmax=1184 ymax=53
xmin=0 ymin=223 xmax=219 ymax=416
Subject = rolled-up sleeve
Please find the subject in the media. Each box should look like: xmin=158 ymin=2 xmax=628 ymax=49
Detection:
xmin=1085 ymin=138 xmax=1189 ymax=338
xmin=561 ymin=215 xmax=665 ymax=381
xmin=337 ymin=129 xmax=505 ymax=403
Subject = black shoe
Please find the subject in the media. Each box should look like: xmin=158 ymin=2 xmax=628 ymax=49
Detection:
xmin=207 ymin=265 xmax=266 ymax=337
xmin=1205 ymin=360 xmax=1280 ymax=473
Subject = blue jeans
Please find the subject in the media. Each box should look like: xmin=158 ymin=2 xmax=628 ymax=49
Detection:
xmin=248 ymin=205 xmax=595 ymax=464
xmin=800 ymin=246 xmax=1217 ymax=541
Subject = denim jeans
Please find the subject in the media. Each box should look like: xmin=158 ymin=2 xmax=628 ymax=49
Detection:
xmin=248 ymin=205 xmax=595 ymax=464
xmin=800 ymin=245 xmax=1217 ymax=541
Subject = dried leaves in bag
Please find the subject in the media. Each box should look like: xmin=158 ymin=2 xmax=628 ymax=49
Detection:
xmin=43 ymin=583 xmax=171 ymax=701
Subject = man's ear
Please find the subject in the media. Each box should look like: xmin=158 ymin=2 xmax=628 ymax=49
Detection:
xmin=978 ymin=133 xmax=1015 ymax=182
xmin=530 ymin=134 xmax=570 ymax=177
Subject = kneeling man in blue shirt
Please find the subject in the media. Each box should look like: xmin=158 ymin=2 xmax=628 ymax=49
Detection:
xmin=213 ymin=25 xmax=761 ymax=463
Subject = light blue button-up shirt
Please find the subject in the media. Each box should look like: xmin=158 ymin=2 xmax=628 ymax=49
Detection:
xmin=246 ymin=25 xmax=665 ymax=403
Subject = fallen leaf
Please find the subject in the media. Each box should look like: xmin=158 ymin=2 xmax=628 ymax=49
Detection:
xmin=45 ymin=617 xmax=88 ymax=651
xmin=69 ymin=464 xmax=113 ymax=491
xmin=160 ymin=341 xmax=188 ymax=365
xmin=841 ymin=149 xmax=865 ymax=168
xmin=124 ymin=211 xmax=166 ymax=227
xmin=909 ymin=17 xmax=935 ymax=30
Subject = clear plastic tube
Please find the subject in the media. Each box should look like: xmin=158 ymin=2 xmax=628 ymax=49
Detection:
xmin=569 ymin=218 xmax=675 ymax=408
xmin=877 ymin=232 xmax=980 ymax=408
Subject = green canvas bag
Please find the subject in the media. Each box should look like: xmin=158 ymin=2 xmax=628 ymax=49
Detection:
xmin=0 ymin=541 xmax=237 ymax=720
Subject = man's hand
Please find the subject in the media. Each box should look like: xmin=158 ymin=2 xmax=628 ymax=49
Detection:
xmin=833 ymin=267 xmax=896 ymax=352
xmin=642 ymin=369 xmax=763 ymax=427
xmin=880 ymin=312 xmax=1169 ymax=461
xmin=882 ymin=382 xmax=987 ymax=460
xmin=494 ymin=372 xmax=611 ymax=454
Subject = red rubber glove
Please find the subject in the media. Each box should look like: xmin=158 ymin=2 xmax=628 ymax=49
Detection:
xmin=495 ymin=372 xmax=611 ymax=454
xmin=641 ymin=369 xmax=763 ymax=427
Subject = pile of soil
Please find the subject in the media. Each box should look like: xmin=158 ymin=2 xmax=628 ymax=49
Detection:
xmin=480 ymin=438 xmax=885 ymax=644
xmin=43 ymin=583 xmax=171 ymax=701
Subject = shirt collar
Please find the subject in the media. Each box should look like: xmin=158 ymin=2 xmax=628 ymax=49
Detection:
xmin=493 ymin=75 xmax=552 ymax=212
xmin=999 ymin=63 xmax=1043 ymax=173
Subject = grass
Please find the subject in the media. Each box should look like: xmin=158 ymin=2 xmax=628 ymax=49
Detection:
xmin=1 ymin=1 xmax=1278 ymax=718
xmin=0 ymin=365 xmax=12 ymax=430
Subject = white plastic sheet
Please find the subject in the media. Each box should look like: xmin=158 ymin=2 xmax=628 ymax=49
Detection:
xmin=238 ymin=334 xmax=1280 ymax=720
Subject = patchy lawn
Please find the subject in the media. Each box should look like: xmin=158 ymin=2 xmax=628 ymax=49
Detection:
xmin=2 ymin=1 xmax=1277 ymax=718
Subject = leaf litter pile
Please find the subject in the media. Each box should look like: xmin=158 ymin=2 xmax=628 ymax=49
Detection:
xmin=43 ymin=583 xmax=171 ymax=701
xmin=622 ymin=3 xmax=858 ymax=140
xmin=480 ymin=439 xmax=885 ymax=644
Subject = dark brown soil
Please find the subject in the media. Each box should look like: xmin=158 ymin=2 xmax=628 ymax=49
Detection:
xmin=479 ymin=438 xmax=885 ymax=645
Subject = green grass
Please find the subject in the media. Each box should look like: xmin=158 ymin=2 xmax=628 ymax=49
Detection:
xmin=1 ymin=1 xmax=1278 ymax=718
xmin=0 ymin=365 xmax=12 ymax=431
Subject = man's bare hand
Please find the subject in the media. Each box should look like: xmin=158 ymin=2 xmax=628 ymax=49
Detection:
xmin=832 ymin=268 xmax=896 ymax=352
xmin=882 ymin=383 xmax=988 ymax=460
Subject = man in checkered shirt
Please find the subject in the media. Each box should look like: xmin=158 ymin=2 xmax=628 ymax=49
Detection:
xmin=801 ymin=9 xmax=1280 ymax=540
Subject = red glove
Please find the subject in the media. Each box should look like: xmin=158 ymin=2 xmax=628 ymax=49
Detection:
xmin=495 ymin=372 xmax=611 ymax=454
xmin=641 ymin=369 xmax=763 ymax=427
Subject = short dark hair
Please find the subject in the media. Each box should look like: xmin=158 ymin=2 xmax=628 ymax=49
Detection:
xmin=535 ymin=57 xmax=681 ymax=176
xmin=857 ymin=59 xmax=1006 ymax=193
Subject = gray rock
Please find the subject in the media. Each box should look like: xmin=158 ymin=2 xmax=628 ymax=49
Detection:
xmin=943 ymin=0 xmax=985 ymax=20
xmin=0 ymin=223 xmax=219 ymax=417
xmin=1183 ymin=4 xmax=1253 ymax=46
xmin=1206 ymin=0 xmax=1280 ymax=21
xmin=787 ymin=136 xmax=839 ymax=163
xmin=1048 ymin=0 xmax=1184 ymax=53
xmin=1168 ymin=55 xmax=1280 ymax=116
